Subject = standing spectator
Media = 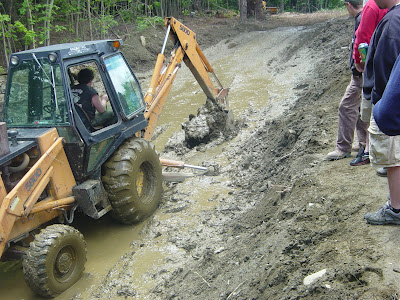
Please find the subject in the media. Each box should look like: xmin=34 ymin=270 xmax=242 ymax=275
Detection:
xmin=361 ymin=0 xmax=400 ymax=225
xmin=326 ymin=0 xmax=367 ymax=162
xmin=350 ymin=0 xmax=387 ymax=166
xmin=373 ymin=54 xmax=400 ymax=137
xmin=353 ymin=0 xmax=387 ymax=73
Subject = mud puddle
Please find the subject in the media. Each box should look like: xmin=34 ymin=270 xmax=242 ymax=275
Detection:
xmin=0 ymin=216 xmax=146 ymax=299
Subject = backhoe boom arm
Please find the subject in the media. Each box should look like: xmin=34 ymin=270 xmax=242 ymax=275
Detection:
xmin=143 ymin=17 xmax=229 ymax=140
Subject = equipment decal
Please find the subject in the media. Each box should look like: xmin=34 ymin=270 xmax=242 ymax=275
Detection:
xmin=179 ymin=24 xmax=190 ymax=35
xmin=25 ymin=168 xmax=42 ymax=192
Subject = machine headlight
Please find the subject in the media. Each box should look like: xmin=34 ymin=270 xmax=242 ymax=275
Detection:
xmin=48 ymin=52 xmax=58 ymax=63
xmin=10 ymin=56 xmax=19 ymax=66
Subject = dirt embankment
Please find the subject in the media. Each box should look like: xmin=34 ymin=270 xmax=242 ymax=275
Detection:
xmin=82 ymin=12 xmax=399 ymax=300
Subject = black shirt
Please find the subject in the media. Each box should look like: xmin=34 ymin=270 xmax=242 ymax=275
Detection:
xmin=350 ymin=11 xmax=362 ymax=72
xmin=71 ymin=84 xmax=98 ymax=120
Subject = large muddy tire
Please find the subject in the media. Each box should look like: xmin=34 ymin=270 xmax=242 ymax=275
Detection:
xmin=102 ymin=138 xmax=162 ymax=224
xmin=22 ymin=224 xmax=86 ymax=298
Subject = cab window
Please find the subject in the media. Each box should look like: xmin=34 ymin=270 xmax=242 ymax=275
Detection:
xmin=104 ymin=53 xmax=145 ymax=119
xmin=4 ymin=58 xmax=69 ymax=126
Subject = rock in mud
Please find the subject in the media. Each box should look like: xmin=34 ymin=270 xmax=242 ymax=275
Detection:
xmin=303 ymin=269 xmax=327 ymax=285
xmin=181 ymin=98 xmax=236 ymax=148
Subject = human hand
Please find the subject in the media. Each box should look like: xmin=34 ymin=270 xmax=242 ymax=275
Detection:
xmin=355 ymin=62 xmax=364 ymax=73
xmin=102 ymin=94 xmax=109 ymax=102
xmin=360 ymin=97 xmax=372 ymax=122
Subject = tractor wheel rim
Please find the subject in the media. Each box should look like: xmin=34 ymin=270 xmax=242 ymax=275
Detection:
xmin=55 ymin=247 xmax=74 ymax=277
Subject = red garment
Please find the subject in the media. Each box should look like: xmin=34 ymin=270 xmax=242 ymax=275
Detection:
xmin=353 ymin=0 xmax=388 ymax=64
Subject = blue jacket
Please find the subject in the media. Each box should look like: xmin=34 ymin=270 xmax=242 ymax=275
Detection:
xmin=373 ymin=54 xmax=400 ymax=136
xmin=363 ymin=4 xmax=400 ymax=104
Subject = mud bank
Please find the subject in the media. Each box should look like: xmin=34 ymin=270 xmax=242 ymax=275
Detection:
xmin=81 ymin=13 xmax=399 ymax=300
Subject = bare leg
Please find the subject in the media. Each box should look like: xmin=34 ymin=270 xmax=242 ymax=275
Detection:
xmin=388 ymin=166 xmax=400 ymax=209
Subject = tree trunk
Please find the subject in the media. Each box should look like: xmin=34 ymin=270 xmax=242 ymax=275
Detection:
xmin=1 ymin=20 xmax=9 ymax=68
xmin=254 ymin=0 xmax=264 ymax=20
xmin=75 ymin=0 xmax=80 ymax=39
xmin=44 ymin=0 xmax=54 ymax=46
xmin=240 ymin=0 xmax=247 ymax=23
xmin=88 ymin=0 xmax=93 ymax=40
xmin=26 ymin=0 xmax=36 ymax=49
xmin=100 ymin=0 xmax=104 ymax=39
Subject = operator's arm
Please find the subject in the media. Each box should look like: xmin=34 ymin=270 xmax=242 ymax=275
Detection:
xmin=91 ymin=94 xmax=108 ymax=114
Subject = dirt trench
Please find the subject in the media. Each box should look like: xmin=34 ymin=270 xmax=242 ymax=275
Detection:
xmin=74 ymin=12 xmax=399 ymax=300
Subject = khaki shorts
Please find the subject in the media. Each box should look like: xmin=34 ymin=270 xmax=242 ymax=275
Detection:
xmin=369 ymin=115 xmax=400 ymax=168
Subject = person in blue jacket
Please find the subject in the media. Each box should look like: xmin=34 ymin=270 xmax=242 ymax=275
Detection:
xmin=373 ymin=54 xmax=400 ymax=136
xmin=362 ymin=0 xmax=400 ymax=225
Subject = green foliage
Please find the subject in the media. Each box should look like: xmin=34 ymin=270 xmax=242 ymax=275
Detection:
xmin=54 ymin=25 xmax=66 ymax=33
xmin=0 ymin=0 xmax=345 ymax=69
xmin=136 ymin=16 xmax=164 ymax=30
xmin=119 ymin=9 xmax=136 ymax=22
xmin=94 ymin=15 xmax=118 ymax=35
xmin=264 ymin=0 xmax=343 ymax=12
xmin=0 ymin=14 xmax=11 ymax=24
xmin=13 ymin=21 xmax=37 ymax=46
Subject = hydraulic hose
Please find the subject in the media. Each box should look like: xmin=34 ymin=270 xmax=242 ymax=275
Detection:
xmin=9 ymin=153 xmax=30 ymax=173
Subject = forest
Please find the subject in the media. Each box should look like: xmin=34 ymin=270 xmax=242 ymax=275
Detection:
xmin=0 ymin=0 xmax=343 ymax=70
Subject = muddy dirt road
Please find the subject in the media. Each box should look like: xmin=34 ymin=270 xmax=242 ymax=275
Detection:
xmin=1 ymin=11 xmax=399 ymax=300
xmin=88 ymin=13 xmax=399 ymax=300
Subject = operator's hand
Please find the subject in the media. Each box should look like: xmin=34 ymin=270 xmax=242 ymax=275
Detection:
xmin=355 ymin=62 xmax=365 ymax=73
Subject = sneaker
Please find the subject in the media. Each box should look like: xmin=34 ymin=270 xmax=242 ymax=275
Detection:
xmin=365 ymin=201 xmax=400 ymax=225
xmin=326 ymin=149 xmax=351 ymax=161
xmin=376 ymin=167 xmax=388 ymax=177
xmin=349 ymin=147 xmax=370 ymax=166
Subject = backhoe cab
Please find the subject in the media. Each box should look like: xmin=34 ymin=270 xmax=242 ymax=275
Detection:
xmin=0 ymin=17 xmax=229 ymax=297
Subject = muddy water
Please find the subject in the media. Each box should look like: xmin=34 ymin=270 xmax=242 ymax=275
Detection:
xmin=0 ymin=216 xmax=145 ymax=299
xmin=0 ymin=26 xmax=308 ymax=298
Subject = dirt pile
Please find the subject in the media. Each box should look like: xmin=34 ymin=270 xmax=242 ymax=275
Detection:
xmin=181 ymin=98 xmax=237 ymax=148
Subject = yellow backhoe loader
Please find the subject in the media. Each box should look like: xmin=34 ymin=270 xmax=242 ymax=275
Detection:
xmin=0 ymin=17 xmax=229 ymax=297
